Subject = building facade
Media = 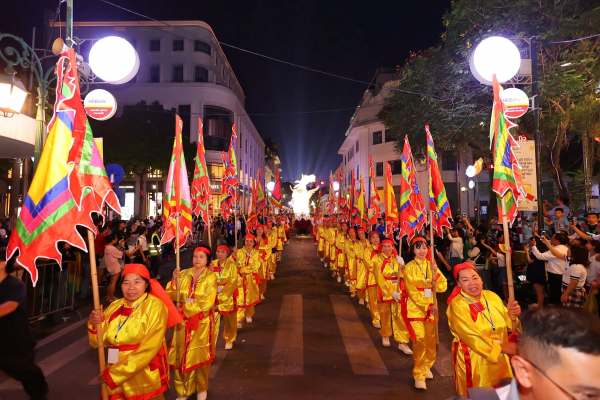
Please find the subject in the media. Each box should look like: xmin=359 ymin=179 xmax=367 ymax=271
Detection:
xmin=337 ymin=68 xmax=485 ymax=219
xmin=55 ymin=21 xmax=265 ymax=218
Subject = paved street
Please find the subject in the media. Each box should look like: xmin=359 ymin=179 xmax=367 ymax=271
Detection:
xmin=0 ymin=236 xmax=457 ymax=400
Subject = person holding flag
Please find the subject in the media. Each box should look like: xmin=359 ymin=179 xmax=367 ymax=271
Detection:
xmin=266 ymin=219 xmax=279 ymax=279
xmin=255 ymin=224 xmax=272 ymax=300
xmin=276 ymin=216 xmax=286 ymax=263
xmin=317 ymin=217 xmax=326 ymax=262
xmin=326 ymin=218 xmax=339 ymax=277
xmin=344 ymin=227 xmax=364 ymax=297
xmin=354 ymin=228 xmax=370 ymax=304
xmin=167 ymin=244 xmax=219 ymax=400
xmin=236 ymin=234 xmax=262 ymax=325
xmin=335 ymin=221 xmax=349 ymax=285
xmin=210 ymin=245 xmax=240 ymax=350
xmin=363 ymin=231 xmax=382 ymax=327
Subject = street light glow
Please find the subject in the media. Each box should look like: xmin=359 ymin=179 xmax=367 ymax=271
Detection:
xmin=332 ymin=181 xmax=340 ymax=191
xmin=267 ymin=181 xmax=275 ymax=192
xmin=468 ymin=180 xmax=475 ymax=189
xmin=466 ymin=165 xmax=476 ymax=178
xmin=470 ymin=37 xmax=521 ymax=85
xmin=0 ymin=73 xmax=28 ymax=116
xmin=89 ymin=36 xmax=140 ymax=84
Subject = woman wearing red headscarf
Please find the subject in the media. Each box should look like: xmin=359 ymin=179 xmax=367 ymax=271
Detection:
xmin=167 ymin=243 xmax=219 ymax=400
xmin=255 ymin=225 xmax=271 ymax=300
xmin=354 ymin=228 xmax=369 ymax=304
xmin=447 ymin=262 xmax=521 ymax=396
xmin=88 ymin=264 xmax=182 ymax=400
xmin=402 ymin=237 xmax=447 ymax=390
xmin=236 ymin=234 xmax=262 ymax=325
xmin=210 ymin=245 xmax=240 ymax=350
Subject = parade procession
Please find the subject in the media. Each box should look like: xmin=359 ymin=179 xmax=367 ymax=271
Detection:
xmin=1 ymin=1 xmax=600 ymax=400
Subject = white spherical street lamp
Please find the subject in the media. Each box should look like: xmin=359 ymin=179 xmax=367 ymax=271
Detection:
xmin=470 ymin=37 xmax=521 ymax=85
xmin=89 ymin=36 xmax=140 ymax=84
xmin=332 ymin=181 xmax=340 ymax=192
xmin=267 ymin=181 xmax=275 ymax=192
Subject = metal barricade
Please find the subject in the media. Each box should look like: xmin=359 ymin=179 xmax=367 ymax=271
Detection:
xmin=21 ymin=260 xmax=81 ymax=322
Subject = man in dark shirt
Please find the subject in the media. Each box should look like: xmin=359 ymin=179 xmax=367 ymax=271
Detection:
xmin=0 ymin=251 xmax=48 ymax=399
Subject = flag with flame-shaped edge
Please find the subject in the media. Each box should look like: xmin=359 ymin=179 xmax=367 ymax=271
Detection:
xmin=191 ymin=118 xmax=212 ymax=223
xmin=399 ymin=136 xmax=425 ymax=241
xmin=270 ymin=168 xmax=283 ymax=208
xmin=247 ymin=180 xmax=258 ymax=231
xmin=490 ymin=76 xmax=528 ymax=225
xmin=367 ymin=155 xmax=381 ymax=224
xmin=256 ymin=168 xmax=267 ymax=211
xmin=7 ymin=48 xmax=118 ymax=284
xmin=426 ymin=126 xmax=452 ymax=236
xmin=161 ymin=116 xmax=193 ymax=247
xmin=384 ymin=161 xmax=399 ymax=237
xmin=357 ymin=173 xmax=367 ymax=228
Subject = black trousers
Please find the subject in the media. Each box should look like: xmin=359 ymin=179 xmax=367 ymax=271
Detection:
xmin=150 ymin=255 xmax=159 ymax=277
xmin=547 ymin=272 xmax=563 ymax=305
xmin=0 ymin=348 xmax=48 ymax=399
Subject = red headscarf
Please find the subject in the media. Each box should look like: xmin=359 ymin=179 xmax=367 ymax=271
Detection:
xmin=121 ymin=264 xmax=183 ymax=328
xmin=446 ymin=262 xmax=479 ymax=304
xmin=217 ymin=245 xmax=230 ymax=253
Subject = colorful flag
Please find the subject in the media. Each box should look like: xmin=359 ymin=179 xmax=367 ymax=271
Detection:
xmin=337 ymin=169 xmax=347 ymax=214
xmin=161 ymin=116 xmax=193 ymax=247
xmin=490 ymin=76 xmax=527 ymax=225
xmin=350 ymin=171 xmax=358 ymax=218
xmin=7 ymin=48 xmax=117 ymax=284
xmin=247 ymin=180 xmax=258 ymax=231
xmin=426 ymin=126 xmax=452 ymax=236
xmin=384 ymin=161 xmax=399 ymax=237
xmin=191 ymin=118 xmax=212 ymax=223
xmin=256 ymin=168 xmax=267 ymax=211
xmin=328 ymin=171 xmax=335 ymax=215
xmin=399 ymin=136 xmax=425 ymax=241
xmin=270 ymin=168 xmax=283 ymax=208
xmin=356 ymin=174 xmax=367 ymax=228
xmin=220 ymin=151 xmax=234 ymax=219
xmin=367 ymin=155 xmax=381 ymax=224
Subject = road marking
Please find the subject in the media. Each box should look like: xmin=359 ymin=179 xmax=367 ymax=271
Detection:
xmin=330 ymin=295 xmax=389 ymax=375
xmin=36 ymin=318 xmax=88 ymax=349
xmin=269 ymin=294 xmax=303 ymax=375
xmin=433 ymin=341 xmax=454 ymax=377
xmin=0 ymin=336 xmax=91 ymax=390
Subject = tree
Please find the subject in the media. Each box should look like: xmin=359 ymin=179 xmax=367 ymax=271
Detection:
xmin=90 ymin=101 xmax=190 ymax=218
xmin=379 ymin=0 xmax=600 ymax=200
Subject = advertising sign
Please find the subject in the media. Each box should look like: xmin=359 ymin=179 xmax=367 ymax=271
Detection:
xmin=84 ymin=89 xmax=117 ymax=120
xmin=513 ymin=139 xmax=538 ymax=211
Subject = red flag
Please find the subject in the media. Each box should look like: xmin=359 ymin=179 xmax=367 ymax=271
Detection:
xmin=191 ymin=118 xmax=212 ymax=223
xmin=384 ymin=161 xmax=399 ymax=237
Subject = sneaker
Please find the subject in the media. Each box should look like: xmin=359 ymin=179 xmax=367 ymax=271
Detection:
xmin=425 ymin=370 xmax=433 ymax=379
xmin=270 ymin=274 xmax=275 ymax=280
xmin=237 ymin=322 xmax=242 ymax=329
xmin=367 ymin=303 xmax=370 ymax=310
xmin=359 ymin=298 xmax=365 ymax=305
xmin=260 ymin=294 xmax=265 ymax=300
xmin=197 ymin=391 xmax=207 ymax=400
xmin=382 ymin=337 xmax=390 ymax=347
xmin=398 ymin=343 xmax=413 ymax=355
xmin=225 ymin=342 xmax=233 ymax=350
xmin=320 ymin=258 xmax=324 ymax=262
xmin=350 ymin=292 xmax=356 ymax=298
xmin=373 ymin=322 xmax=381 ymax=329
xmin=246 ymin=317 xmax=253 ymax=324
xmin=345 ymin=281 xmax=350 ymax=287
xmin=415 ymin=380 xmax=427 ymax=390
xmin=337 ymin=276 xmax=342 ymax=283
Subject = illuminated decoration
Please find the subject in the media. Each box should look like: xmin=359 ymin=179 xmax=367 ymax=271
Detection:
xmin=466 ymin=157 xmax=484 ymax=177
xmin=89 ymin=36 xmax=140 ymax=84
xmin=291 ymin=174 xmax=320 ymax=216
xmin=84 ymin=89 xmax=117 ymax=120
xmin=470 ymin=37 xmax=521 ymax=85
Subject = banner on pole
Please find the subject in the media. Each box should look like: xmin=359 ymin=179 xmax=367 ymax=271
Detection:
xmin=513 ymin=139 xmax=538 ymax=211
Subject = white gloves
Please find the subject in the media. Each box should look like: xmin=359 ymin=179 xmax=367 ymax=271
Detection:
xmin=392 ymin=291 xmax=401 ymax=301
xmin=396 ymin=256 xmax=405 ymax=266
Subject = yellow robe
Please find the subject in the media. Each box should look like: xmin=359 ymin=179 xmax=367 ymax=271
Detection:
xmin=317 ymin=226 xmax=325 ymax=256
xmin=267 ymin=228 xmax=279 ymax=274
xmin=362 ymin=244 xmax=381 ymax=325
xmin=335 ymin=233 xmax=348 ymax=277
xmin=372 ymin=253 xmax=409 ymax=342
xmin=326 ymin=227 xmax=338 ymax=268
xmin=355 ymin=240 xmax=369 ymax=291
xmin=209 ymin=257 xmax=240 ymax=315
xmin=256 ymin=235 xmax=272 ymax=282
xmin=277 ymin=225 xmax=285 ymax=251
xmin=447 ymin=290 xmax=521 ymax=395
xmin=88 ymin=294 xmax=169 ymax=400
xmin=236 ymin=247 xmax=262 ymax=308
xmin=403 ymin=258 xmax=448 ymax=380
xmin=344 ymin=238 xmax=363 ymax=291
xmin=166 ymin=268 xmax=219 ymax=373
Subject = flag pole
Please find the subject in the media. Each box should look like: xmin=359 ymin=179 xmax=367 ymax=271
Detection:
xmin=500 ymin=195 xmax=517 ymax=332
xmin=88 ymin=230 xmax=109 ymax=400
xmin=207 ymin=212 xmax=212 ymax=251
xmin=429 ymin=210 xmax=439 ymax=345
xmin=175 ymin=206 xmax=181 ymax=367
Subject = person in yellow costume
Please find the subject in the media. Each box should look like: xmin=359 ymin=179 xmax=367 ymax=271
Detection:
xmin=317 ymin=218 xmax=325 ymax=261
xmin=354 ymin=228 xmax=369 ymax=304
xmin=276 ymin=218 xmax=285 ymax=263
xmin=236 ymin=234 xmax=262 ymax=325
xmin=363 ymin=231 xmax=381 ymax=327
xmin=372 ymin=238 xmax=411 ymax=352
xmin=88 ymin=264 xmax=182 ymax=400
xmin=326 ymin=218 xmax=338 ymax=277
xmin=402 ymin=237 xmax=447 ymax=390
xmin=167 ymin=244 xmax=219 ymax=400
xmin=344 ymin=227 xmax=363 ymax=297
xmin=323 ymin=218 xmax=331 ymax=266
xmin=335 ymin=221 xmax=349 ymax=284
xmin=447 ymin=262 xmax=522 ymax=396
xmin=266 ymin=219 xmax=279 ymax=279
xmin=210 ymin=245 xmax=241 ymax=350
xmin=255 ymin=224 xmax=272 ymax=300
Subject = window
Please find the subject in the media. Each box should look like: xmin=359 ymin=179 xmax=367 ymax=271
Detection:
xmin=356 ymin=140 xmax=359 ymax=152
xmin=149 ymin=40 xmax=160 ymax=52
xmin=442 ymin=151 xmax=457 ymax=171
xmin=178 ymin=105 xmax=191 ymax=137
xmin=194 ymin=40 xmax=211 ymax=54
xmin=376 ymin=162 xmax=383 ymax=176
xmin=173 ymin=40 xmax=184 ymax=51
xmin=173 ymin=65 xmax=184 ymax=82
xmin=390 ymin=160 xmax=402 ymax=175
xmin=195 ymin=66 xmax=208 ymax=82
xmin=373 ymin=131 xmax=383 ymax=145
xmin=203 ymin=106 xmax=233 ymax=151
xmin=150 ymin=66 xmax=160 ymax=83
xmin=384 ymin=130 xmax=394 ymax=143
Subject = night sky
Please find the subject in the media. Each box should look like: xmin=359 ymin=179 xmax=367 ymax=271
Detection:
xmin=3 ymin=0 xmax=451 ymax=182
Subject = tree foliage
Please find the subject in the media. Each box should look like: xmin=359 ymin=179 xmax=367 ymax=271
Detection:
xmin=379 ymin=0 xmax=600 ymax=199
